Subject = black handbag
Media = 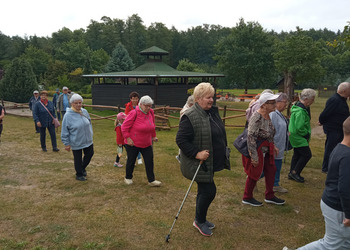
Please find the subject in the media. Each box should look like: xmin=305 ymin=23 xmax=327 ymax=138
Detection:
xmin=233 ymin=128 xmax=264 ymax=158
xmin=233 ymin=128 xmax=250 ymax=158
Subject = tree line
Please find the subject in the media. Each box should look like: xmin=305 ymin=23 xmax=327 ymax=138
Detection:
xmin=0 ymin=14 xmax=349 ymax=102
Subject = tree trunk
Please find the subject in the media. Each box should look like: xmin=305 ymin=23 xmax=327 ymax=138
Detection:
xmin=284 ymin=71 xmax=295 ymax=117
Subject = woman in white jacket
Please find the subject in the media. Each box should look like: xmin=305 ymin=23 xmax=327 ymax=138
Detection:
xmin=61 ymin=94 xmax=94 ymax=181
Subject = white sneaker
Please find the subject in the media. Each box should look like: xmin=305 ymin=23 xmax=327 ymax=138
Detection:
xmin=137 ymin=158 xmax=143 ymax=165
xmin=148 ymin=180 xmax=161 ymax=187
xmin=124 ymin=178 xmax=133 ymax=185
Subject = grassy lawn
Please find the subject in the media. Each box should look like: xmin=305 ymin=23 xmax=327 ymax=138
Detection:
xmin=0 ymin=95 xmax=329 ymax=249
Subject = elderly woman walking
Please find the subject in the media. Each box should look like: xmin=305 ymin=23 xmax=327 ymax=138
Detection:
xmin=242 ymin=92 xmax=285 ymax=207
xmin=176 ymin=82 xmax=230 ymax=237
xmin=61 ymin=94 xmax=94 ymax=181
xmin=121 ymin=95 xmax=161 ymax=187
xmin=33 ymin=91 xmax=59 ymax=152
xmin=288 ymin=88 xmax=316 ymax=183
xmin=269 ymin=93 xmax=289 ymax=193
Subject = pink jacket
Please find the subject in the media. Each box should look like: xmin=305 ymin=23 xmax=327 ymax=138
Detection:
xmin=121 ymin=106 xmax=156 ymax=148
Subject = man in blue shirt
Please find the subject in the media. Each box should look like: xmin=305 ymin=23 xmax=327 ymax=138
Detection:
xmin=52 ymin=88 xmax=61 ymax=121
xmin=57 ymin=87 xmax=72 ymax=119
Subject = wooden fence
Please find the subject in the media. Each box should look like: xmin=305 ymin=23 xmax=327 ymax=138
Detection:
xmin=1 ymin=100 xmax=247 ymax=129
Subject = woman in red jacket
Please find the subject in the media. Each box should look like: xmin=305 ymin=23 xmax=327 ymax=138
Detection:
xmin=125 ymin=91 xmax=143 ymax=165
xmin=121 ymin=95 xmax=161 ymax=187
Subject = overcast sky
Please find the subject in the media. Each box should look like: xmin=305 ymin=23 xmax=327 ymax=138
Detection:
xmin=1 ymin=0 xmax=349 ymax=38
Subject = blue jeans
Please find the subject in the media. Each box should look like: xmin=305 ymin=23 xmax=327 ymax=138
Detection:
xmin=274 ymin=159 xmax=282 ymax=186
xmin=297 ymin=200 xmax=350 ymax=250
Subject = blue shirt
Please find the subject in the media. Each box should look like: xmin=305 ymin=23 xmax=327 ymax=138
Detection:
xmin=63 ymin=94 xmax=69 ymax=111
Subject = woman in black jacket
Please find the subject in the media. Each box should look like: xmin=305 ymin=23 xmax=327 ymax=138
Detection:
xmin=176 ymin=82 xmax=230 ymax=237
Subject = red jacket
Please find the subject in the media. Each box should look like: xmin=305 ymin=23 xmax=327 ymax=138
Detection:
xmin=125 ymin=101 xmax=135 ymax=115
xmin=115 ymin=124 xmax=124 ymax=145
xmin=242 ymin=141 xmax=276 ymax=181
xmin=121 ymin=106 xmax=156 ymax=148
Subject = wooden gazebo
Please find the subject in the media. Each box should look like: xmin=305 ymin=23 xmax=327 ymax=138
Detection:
xmin=83 ymin=46 xmax=224 ymax=107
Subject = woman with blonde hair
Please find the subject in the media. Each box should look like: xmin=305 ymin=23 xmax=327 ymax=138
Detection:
xmin=176 ymin=82 xmax=230 ymax=237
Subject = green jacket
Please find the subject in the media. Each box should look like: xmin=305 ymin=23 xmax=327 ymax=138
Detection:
xmin=288 ymin=103 xmax=311 ymax=148
xmin=179 ymin=103 xmax=214 ymax=183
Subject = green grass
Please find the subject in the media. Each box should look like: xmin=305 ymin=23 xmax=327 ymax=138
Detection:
xmin=0 ymin=94 xmax=329 ymax=249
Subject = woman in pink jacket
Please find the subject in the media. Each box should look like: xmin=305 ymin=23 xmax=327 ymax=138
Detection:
xmin=121 ymin=95 xmax=161 ymax=187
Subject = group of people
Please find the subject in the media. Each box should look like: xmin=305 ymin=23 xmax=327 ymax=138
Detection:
xmin=24 ymin=81 xmax=350 ymax=247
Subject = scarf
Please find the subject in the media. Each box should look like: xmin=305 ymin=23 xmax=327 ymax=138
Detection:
xmin=41 ymin=99 xmax=48 ymax=105
xmin=71 ymin=106 xmax=82 ymax=114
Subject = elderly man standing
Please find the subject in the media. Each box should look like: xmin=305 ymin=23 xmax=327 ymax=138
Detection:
xmin=57 ymin=87 xmax=72 ymax=119
xmin=29 ymin=90 xmax=41 ymax=133
xmin=319 ymin=82 xmax=350 ymax=173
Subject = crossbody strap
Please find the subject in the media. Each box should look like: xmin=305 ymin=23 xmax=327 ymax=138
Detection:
xmin=40 ymin=101 xmax=55 ymax=120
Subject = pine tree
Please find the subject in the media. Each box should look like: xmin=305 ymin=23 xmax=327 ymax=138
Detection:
xmin=0 ymin=57 xmax=38 ymax=103
xmin=105 ymin=43 xmax=135 ymax=72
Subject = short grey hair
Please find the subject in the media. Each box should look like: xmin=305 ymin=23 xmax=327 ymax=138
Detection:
xmin=300 ymin=88 xmax=316 ymax=101
xmin=139 ymin=95 xmax=154 ymax=105
xmin=186 ymin=95 xmax=195 ymax=106
xmin=70 ymin=94 xmax=83 ymax=103
xmin=337 ymin=82 xmax=350 ymax=93
xmin=276 ymin=93 xmax=288 ymax=102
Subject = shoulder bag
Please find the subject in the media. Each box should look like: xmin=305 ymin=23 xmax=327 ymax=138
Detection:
xmin=40 ymin=102 xmax=60 ymax=128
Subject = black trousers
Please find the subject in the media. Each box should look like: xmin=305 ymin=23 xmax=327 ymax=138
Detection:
xmin=195 ymin=181 xmax=216 ymax=224
xmin=72 ymin=144 xmax=94 ymax=177
xmin=290 ymin=146 xmax=312 ymax=175
xmin=39 ymin=125 xmax=57 ymax=150
xmin=322 ymin=130 xmax=343 ymax=172
xmin=125 ymin=145 xmax=155 ymax=182
xmin=34 ymin=121 xmax=40 ymax=133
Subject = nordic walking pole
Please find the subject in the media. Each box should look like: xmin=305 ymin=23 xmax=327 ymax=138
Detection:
xmin=165 ymin=160 xmax=203 ymax=243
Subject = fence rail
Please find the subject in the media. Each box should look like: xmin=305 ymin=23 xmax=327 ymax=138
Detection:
xmin=1 ymin=100 xmax=247 ymax=129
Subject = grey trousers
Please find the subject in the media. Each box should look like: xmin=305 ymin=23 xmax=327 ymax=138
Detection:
xmin=298 ymin=200 xmax=350 ymax=250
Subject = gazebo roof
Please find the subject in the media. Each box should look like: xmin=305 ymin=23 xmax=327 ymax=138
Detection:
xmin=139 ymin=46 xmax=169 ymax=56
xmin=82 ymin=46 xmax=224 ymax=79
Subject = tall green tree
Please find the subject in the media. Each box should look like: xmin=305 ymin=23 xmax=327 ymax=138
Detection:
xmin=22 ymin=45 xmax=52 ymax=82
xmin=55 ymin=40 xmax=92 ymax=71
xmin=274 ymin=29 xmax=324 ymax=99
xmin=46 ymin=60 xmax=68 ymax=86
xmin=105 ymin=43 xmax=134 ymax=72
xmin=85 ymin=16 xmax=125 ymax=54
xmin=0 ymin=57 xmax=37 ymax=102
xmin=215 ymin=18 xmax=275 ymax=91
xmin=124 ymin=14 xmax=147 ymax=66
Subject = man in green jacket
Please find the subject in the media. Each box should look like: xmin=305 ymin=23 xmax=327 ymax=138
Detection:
xmin=288 ymin=88 xmax=317 ymax=183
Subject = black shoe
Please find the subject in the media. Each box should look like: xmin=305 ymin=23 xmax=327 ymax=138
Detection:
xmin=53 ymin=148 xmax=60 ymax=152
xmin=242 ymin=198 xmax=263 ymax=207
xmin=193 ymin=220 xmax=213 ymax=236
xmin=205 ymin=220 xmax=215 ymax=230
xmin=288 ymin=172 xmax=304 ymax=183
xmin=76 ymin=176 xmax=87 ymax=181
xmin=264 ymin=196 xmax=285 ymax=205
xmin=82 ymin=170 xmax=87 ymax=177
xmin=42 ymin=148 xmax=47 ymax=152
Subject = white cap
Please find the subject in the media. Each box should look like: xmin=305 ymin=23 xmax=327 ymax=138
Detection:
xmin=33 ymin=90 xmax=39 ymax=94
xmin=258 ymin=93 xmax=280 ymax=105
xmin=62 ymin=86 xmax=68 ymax=90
